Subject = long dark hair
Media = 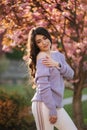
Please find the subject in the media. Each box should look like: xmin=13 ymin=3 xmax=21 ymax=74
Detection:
xmin=27 ymin=26 xmax=52 ymax=78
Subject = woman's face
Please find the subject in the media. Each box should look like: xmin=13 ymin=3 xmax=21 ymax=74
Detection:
xmin=35 ymin=34 xmax=51 ymax=52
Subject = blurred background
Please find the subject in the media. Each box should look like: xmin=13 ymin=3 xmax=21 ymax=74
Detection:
xmin=0 ymin=0 xmax=87 ymax=130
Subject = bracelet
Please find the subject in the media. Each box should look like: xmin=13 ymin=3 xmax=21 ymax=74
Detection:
xmin=58 ymin=63 xmax=61 ymax=68
xmin=55 ymin=62 xmax=61 ymax=69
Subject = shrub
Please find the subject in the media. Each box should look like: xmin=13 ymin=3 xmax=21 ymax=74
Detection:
xmin=0 ymin=99 xmax=19 ymax=129
xmin=5 ymin=48 xmax=24 ymax=60
xmin=0 ymin=90 xmax=36 ymax=130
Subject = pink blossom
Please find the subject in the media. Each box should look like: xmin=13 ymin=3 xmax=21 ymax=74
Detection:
xmin=62 ymin=12 xmax=70 ymax=17
xmin=23 ymin=55 xmax=29 ymax=61
xmin=2 ymin=45 xmax=13 ymax=53
xmin=10 ymin=42 xmax=16 ymax=47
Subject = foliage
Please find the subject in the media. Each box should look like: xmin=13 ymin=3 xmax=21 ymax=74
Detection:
xmin=0 ymin=84 xmax=35 ymax=106
xmin=5 ymin=48 xmax=25 ymax=60
xmin=0 ymin=89 xmax=35 ymax=130
xmin=0 ymin=55 xmax=9 ymax=73
xmin=0 ymin=83 xmax=35 ymax=108
xmin=0 ymin=96 xmax=19 ymax=129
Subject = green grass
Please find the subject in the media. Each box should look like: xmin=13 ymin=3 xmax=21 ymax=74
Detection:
xmin=64 ymin=88 xmax=87 ymax=124
xmin=0 ymin=83 xmax=35 ymax=106
xmin=64 ymin=89 xmax=73 ymax=98
xmin=82 ymin=101 xmax=87 ymax=124
xmin=63 ymin=88 xmax=87 ymax=124
xmin=64 ymin=101 xmax=87 ymax=124
xmin=0 ymin=84 xmax=86 ymax=106
xmin=0 ymin=84 xmax=86 ymax=98
xmin=64 ymin=88 xmax=87 ymax=99
xmin=54 ymin=100 xmax=87 ymax=130
xmin=0 ymin=84 xmax=27 ymax=95
xmin=82 ymin=88 xmax=87 ymax=95
xmin=0 ymin=83 xmax=35 ymax=95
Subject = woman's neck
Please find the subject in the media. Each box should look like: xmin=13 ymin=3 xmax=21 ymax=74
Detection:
xmin=42 ymin=50 xmax=51 ymax=56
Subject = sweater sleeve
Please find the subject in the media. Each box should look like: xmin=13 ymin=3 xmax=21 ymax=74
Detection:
xmin=35 ymin=59 xmax=57 ymax=116
xmin=57 ymin=52 xmax=74 ymax=80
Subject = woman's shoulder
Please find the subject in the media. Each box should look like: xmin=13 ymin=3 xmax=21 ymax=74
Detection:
xmin=51 ymin=50 xmax=63 ymax=56
xmin=51 ymin=51 xmax=65 ymax=60
xmin=37 ymin=52 xmax=48 ymax=61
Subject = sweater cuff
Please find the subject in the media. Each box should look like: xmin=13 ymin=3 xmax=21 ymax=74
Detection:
xmin=49 ymin=109 xmax=57 ymax=116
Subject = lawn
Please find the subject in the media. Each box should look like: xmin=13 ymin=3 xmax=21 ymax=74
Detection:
xmin=64 ymin=88 xmax=87 ymax=124
xmin=64 ymin=87 xmax=87 ymax=98
xmin=0 ymin=84 xmax=87 ymax=98
xmin=0 ymin=83 xmax=87 ymax=105
xmin=0 ymin=83 xmax=35 ymax=106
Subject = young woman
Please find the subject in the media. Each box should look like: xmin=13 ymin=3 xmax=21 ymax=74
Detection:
xmin=26 ymin=27 xmax=78 ymax=130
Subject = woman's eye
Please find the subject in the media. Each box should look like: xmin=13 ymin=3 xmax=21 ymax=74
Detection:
xmin=43 ymin=36 xmax=47 ymax=40
xmin=36 ymin=41 xmax=41 ymax=44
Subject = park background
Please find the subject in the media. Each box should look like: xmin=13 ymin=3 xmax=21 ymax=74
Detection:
xmin=0 ymin=0 xmax=87 ymax=130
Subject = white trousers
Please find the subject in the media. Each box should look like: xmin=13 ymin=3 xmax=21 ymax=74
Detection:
xmin=32 ymin=102 xmax=78 ymax=130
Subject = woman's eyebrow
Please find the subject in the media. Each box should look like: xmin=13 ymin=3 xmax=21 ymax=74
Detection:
xmin=36 ymin=36 xmax=45 ymax=42
xmin=36 ymin=39 xmax=41 ymax=42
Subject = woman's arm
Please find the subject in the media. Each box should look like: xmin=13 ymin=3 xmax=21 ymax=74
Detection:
xmin=42 ymin=55 xmax=61 ymax=69
xmin=58 ymin=52 xmax=74 ymax=80
xmin=42 ymin=52 xmax=74 ymax=80
xmin=36 ymin=52 xmax=57 ymax=118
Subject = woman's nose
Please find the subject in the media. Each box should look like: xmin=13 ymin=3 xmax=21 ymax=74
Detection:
xmin=42 ymin=40 xmax=46 ymax=44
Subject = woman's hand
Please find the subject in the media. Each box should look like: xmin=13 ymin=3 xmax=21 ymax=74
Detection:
xmin=42 ymin=56 xmax=61 ymax=68
xmin=49 ymin=115 xmax=57 ymax=124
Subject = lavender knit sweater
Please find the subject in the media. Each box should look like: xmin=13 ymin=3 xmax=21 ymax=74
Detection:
xmin=31 ymin=51 xmax=74 ymax=116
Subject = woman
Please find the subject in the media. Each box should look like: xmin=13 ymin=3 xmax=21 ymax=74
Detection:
xmin=26 ymin=27 xmax=77 ymax=130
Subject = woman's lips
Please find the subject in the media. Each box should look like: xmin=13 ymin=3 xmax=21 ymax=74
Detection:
xmin=43 ymin=44 xmax=49 ymax=48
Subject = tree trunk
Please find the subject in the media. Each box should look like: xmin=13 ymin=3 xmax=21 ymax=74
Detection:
xmin=73 ymin=86 xmax=85 ymax=130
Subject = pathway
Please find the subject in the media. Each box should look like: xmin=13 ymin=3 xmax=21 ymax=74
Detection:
xmin=63 ymin=94 xmax=87 ymax=105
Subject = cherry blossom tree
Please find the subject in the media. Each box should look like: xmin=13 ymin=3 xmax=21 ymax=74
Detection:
xmin=0 ymin=0 xmax=87 ymax=129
